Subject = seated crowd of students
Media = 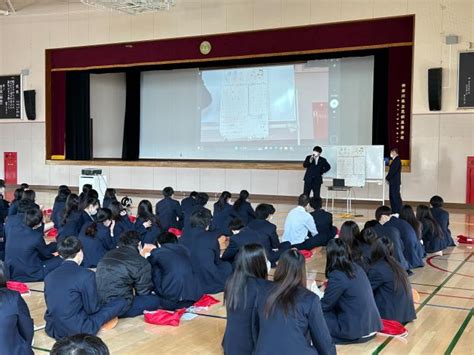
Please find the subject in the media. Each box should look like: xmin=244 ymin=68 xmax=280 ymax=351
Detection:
xmin=0 ymin=179 xmax=457 ymax=353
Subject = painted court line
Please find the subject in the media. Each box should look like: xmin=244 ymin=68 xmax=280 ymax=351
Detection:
xmin=427 ymin=256 xmax=474 ymax=278
xmin=372 ymin=252 xmax=473 ymax=355
xmin=417 ymin=291 xmax=474 ymax=301
xmin=444 ymin=308 xmax=473 ymax=354
xmin=411 ymin=282 xmax=474 ymax=292
xmin=423 ymin=303 xmax=472 ymax=312
xmin=32 ymin=346 xmax=51 ymax=353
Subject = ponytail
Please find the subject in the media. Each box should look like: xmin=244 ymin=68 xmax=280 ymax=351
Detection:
xmin=233 ymin=190 xmax=249 ymax=211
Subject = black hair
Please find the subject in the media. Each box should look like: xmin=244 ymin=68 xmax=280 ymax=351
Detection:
xmin=17 ymin=199 xmax=35 ymax=214
xmin=54 ymin=186 xmax=71 ymax=203
xmin=309 ymin=197 xmax=322 ymax=210
xmin=371 ymin=237 xmax=410 ymax=293
xmin=62 ymin=194 xmax=80 ymax=226
xmin=104 ymin=188 xmax=117 ymax=200
xmin=162 ymin=187 xmax=174 ymax=198
xmin=339 ymin=221 xmax=360 ymax=250
xmin=255 ymin=203 xmax=275 ymax=220
xmin=109 ymin=200 xmax=124 ymax=221
xmin=429 ymin=195 xmax=444 ymax=209
xmin=20 ymin=183 xmax=30 ymax=190
xmin=118 ymin=230 xmax=141 ymax=247
xmin=195 ymin=192 xmax=209 ymax=206
xmin=189 ymin=191 xmax=198 ymax=198
xmin=228 ymin=218 xmax=245 ymax=232
xmin=157 ymin=231 xmax=178 ymax=245
xmin=0 ymin=179 xmax=5 ymax=189
xmin=297 ymin=194 xmax=309 ymax=207
xmin=58 ymin=236 xmax=82 ymax=259
xmin=137 ymin=200 xmax=153 ymax=219
xmin=364 ymin=219 xmax=379 ymax=229
xmin=399 ymin=205 xmax=422 ymax=240
xmin=0 ymin=261 xmax=7 ymax=288
xmin=85 ymin=208 xmax=112 ymax=237
xmin=225 ymin=244 xmax=268 ymax=311
xmin=82 ymin=184 xmax=92 ymax=193
xmin=21 ymin=189 xmax=36 ymax=202
xmin=13 ymin=188 xmax=24 ymax=201
xmin=233 ymin=190 xmax=249 ymax=211
xmin=83 ymin=196 xmax=99 ymax=209
xmin=190 ymin=208 xmax=212 ymax=229
xmin=325 ymin=238 xmax=355 ymax=279
xmin=416 ymin=204 xmax=443 ymax=239
xmin=51 ymin=334 xmax=110 ymax=355
xmin=359 ymin=227 xmax=378 ymax=245
xmin=215 ymin=191 xmax=231 ymax=212
xmin=313 ymin=146 xmax=322 ymax=153
xmin=25 ymin=208 xmax=43 ymax=228
xmin=264 ymin=249 xmax=306 ymax=317
xmin=375 ymin=205 xmax=391 ymax=221
xmin=390 ymin=147 xmax=399 ymax=154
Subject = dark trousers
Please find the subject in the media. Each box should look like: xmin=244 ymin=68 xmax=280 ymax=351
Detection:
xmin=389 ymin=183 xmax=402 ymax=213
xmin=303 ymin=179 xmax=322 ymax=199
xmin=267 ymin=241 xmax=292 ymax=267
xmin=292 ymin=235 xmax=326 ymax=250
xmin=120 ymin=295 xmax=161 ymax=318
xmin=159 ymin=299 xmax=195 ymax=311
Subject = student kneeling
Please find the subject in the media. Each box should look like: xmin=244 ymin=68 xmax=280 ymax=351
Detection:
xmin=96 ymin=231 xmax=161 ymax=318
xmin=44 ymin=237 xmax=128 ymax=340
xmin=147 ymin=232 xmax=203 ymax=310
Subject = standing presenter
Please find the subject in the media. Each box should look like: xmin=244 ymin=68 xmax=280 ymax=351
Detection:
xmin=303 ymin=146 xmax=331 ymax=199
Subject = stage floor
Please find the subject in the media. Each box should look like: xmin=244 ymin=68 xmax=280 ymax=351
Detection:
xmin=19 ymin=190 xmax=474 ymax=354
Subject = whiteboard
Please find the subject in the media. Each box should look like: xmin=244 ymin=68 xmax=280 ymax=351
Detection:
xmin=321 ymin=145 xmax=384 ymax=182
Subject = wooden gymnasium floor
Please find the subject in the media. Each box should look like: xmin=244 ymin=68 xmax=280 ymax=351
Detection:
xmin=21 ymin=190 xmax=474 ymax=354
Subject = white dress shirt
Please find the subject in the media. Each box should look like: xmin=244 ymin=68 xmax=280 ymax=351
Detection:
xmin=282 ymin=206 xmax=318 ymax=245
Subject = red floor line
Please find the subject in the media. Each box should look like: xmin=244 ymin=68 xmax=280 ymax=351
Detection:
xmin=426 ymin=255 xmax=474 ymax=279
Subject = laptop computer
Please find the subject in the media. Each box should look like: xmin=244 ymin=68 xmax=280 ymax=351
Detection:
xmin=333 ymin=178 xmax=345 ymax=187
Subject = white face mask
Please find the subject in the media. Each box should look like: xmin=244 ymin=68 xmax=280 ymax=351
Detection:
xmin=313 ymin=151 xmax=320 ymax=157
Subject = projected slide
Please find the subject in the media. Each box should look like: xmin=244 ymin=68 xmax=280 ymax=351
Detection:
xmin=138 ymin=56 xmax=374 ymax=161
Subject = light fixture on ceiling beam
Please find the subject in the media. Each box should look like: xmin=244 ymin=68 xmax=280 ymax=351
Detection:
xmin=80 ymin=0 xmax=176 ymax=14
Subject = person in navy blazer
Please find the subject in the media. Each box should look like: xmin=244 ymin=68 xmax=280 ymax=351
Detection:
xmin=6 ymin=208 xmax=61 ymax=282
xmin=7 ymin=188 xmax=26 ymax=217
xmin=247 ymin=204 xmax=291 ymax=267
xmin=183 ymin=192 xmax=212 ymax=229
xmin=386 ymin=148 xmax=403 ymax=213
xmin=155 ymin=187 xmax=184 ymax=230
xmin=147 ymin=232 xmax=203 ymax=310
xmin=430 ymin=195 xmax=456 ymax=247
xmin=309 ymin=197 xmax=337 ymax=246
xmin=372 ymin=207 xmax=411 ymax=272
xmin=416 ymin=205 xmax=445 ymax=254
xmin=0 ymin=223 xmax=4 ymax=261
xmin=78 ymin=209 xmax=116 ymax=268
xmin=232 ymin=190 xmax=256 ymax=226
xmin=44 ymin=237 xmax=128 ymax=340
xmin=135 ymin=200 xmax=162 ymax=246
xmin=368 ymin=237 xmax=416 ymax=324
xmin=221 ymin=219 xmax=266 ymax=264
xmin=254 ymin=249 xmax=336 ymax=355
xmin=0 ymin=180 xmax=9 ymax=224
xmin=180 ymin=191 xmax=198 ymax=216
xmin=57 ymin=194 xmax=82 ymax=244
xmin=102 ymin=188 xmax=118 ymax=209
xmin=51 ymin=186 xmax=70 ymax=228
xmin=322 ymin=239 xmax=382 ymax=344
xmin=303 ymin=146 xmax=331 ymax=199
xmin=384 ymin=211 xmax=425 ymax=269
xmin=78 ymin=196 xmax=99 ymax=231
xmin=211 ymin=191 xmax=236 ymax=236
xmin=109 ymin=200 xmax=134 ymax=242
xmin=0 ymin=261 xmax=34 ymax=355
xmin=179 ymin=209 xmax=232 ymax=294
xmin=223 ymin=244 xmax=272 ymax=355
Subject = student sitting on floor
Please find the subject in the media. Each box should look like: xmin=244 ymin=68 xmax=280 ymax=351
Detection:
xmin=429 ymin=195 xmax=456 ymax=247
xmin=155 ymin=187 xmax=183 ymax=231
xmin=44 ymin=237 xmax=128 ymax=340
xmin=416 ymin=205 xmax=446 ymax=254
xmin=96 ymin=231 xmax=160 ymax=318
xmin=232 ymin=190 xmax=256 ymax=226
xmin=51 ymin=186 xmax=70 ymax=229
xmin=179 ymin=209 xmax=232 ymax=294
xmin=108 ymin=200 xmax=134 ymax=240
xmin=180 ymin=191 xmax=198 ymax=216
xmin=183 ymin=192 xmax=211 ymax=229
xmin=383 ymin=206 xmax=425 ymax=269
xmin=247 ymin=203 xmax=290 ymax=267
xmin=0 ymin=179 xmax=9 ymax=224
xmin=368 ymin=237 xmax=416 ymax=324
xmin=102 ymin=188 xmax=118 ymax=209
xmin=4 ymin=199 xmax=42 ymax=240
xmin=78 ymin=208 xmax=116 ymax=268
xmin=135 ymin=200 xmax=162 ymax=246
xmin=6 ymin=208 xmax=61 ymax=282
xmin=399 ymin=205 xmax=423 ymax=241
xmin=339 ymin=221 xmax=367 ymax=270
xmin=0 ymin=260 xmax=34 ymax=355
xmin=221 ymin=218 xmax=266 ymax=264
xmin=78 ymin=196 xmax=100 ymax=232
xmin=254 ymin=249 xmax=336 ymax=355
xmin=57 ymin=194 xmax=82 ymax=243
xmin=7 ymin=187 xmax=25 ymax=217
xmin=357 ymin=226 xmax=379 ymax=271
xmin=321 ymin=239 xmax=382 ymax=344
xmin=212 ymin=191 xmax=235 ymax=235
xmin=147 ymin=231 xmax=203 ymax=310
xmin=51 ymin=334 xmax=110 ymax=355
xmin=282 ymin=194 xmax=319 ymax=250
xmin=309 ymin=197 xmax=337 ymax=246
xmin=223 ymin=244 xmax=271 ymax=355
xmin=78 ymin=184 xmax=92 ymax=208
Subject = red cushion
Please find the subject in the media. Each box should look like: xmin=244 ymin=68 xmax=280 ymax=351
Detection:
xmin=144 ymin=308 xmax=186 ymax=327
xmin=380 ymin=319 xmax=407 ymax=335
xmin=193 ymin=294 xmax=220 ymax=308
xmin=6 ymin=281 xmax=30 ymax=294
xmin=457 ymin=235 xmax=474 ymax=244
xmin=46 ymin=228 xmax=58 ymax=238
xmin=129 ymin=215 xmax=137 ymax=223
xmin=299 ymin=250 xmax=313 ymax=259
xmin=168 ymin=228 xmax=182 ymax=237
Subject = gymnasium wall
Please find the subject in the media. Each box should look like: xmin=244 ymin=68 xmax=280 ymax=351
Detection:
xmin=0 ymin=0 xmax=473 ymax=203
